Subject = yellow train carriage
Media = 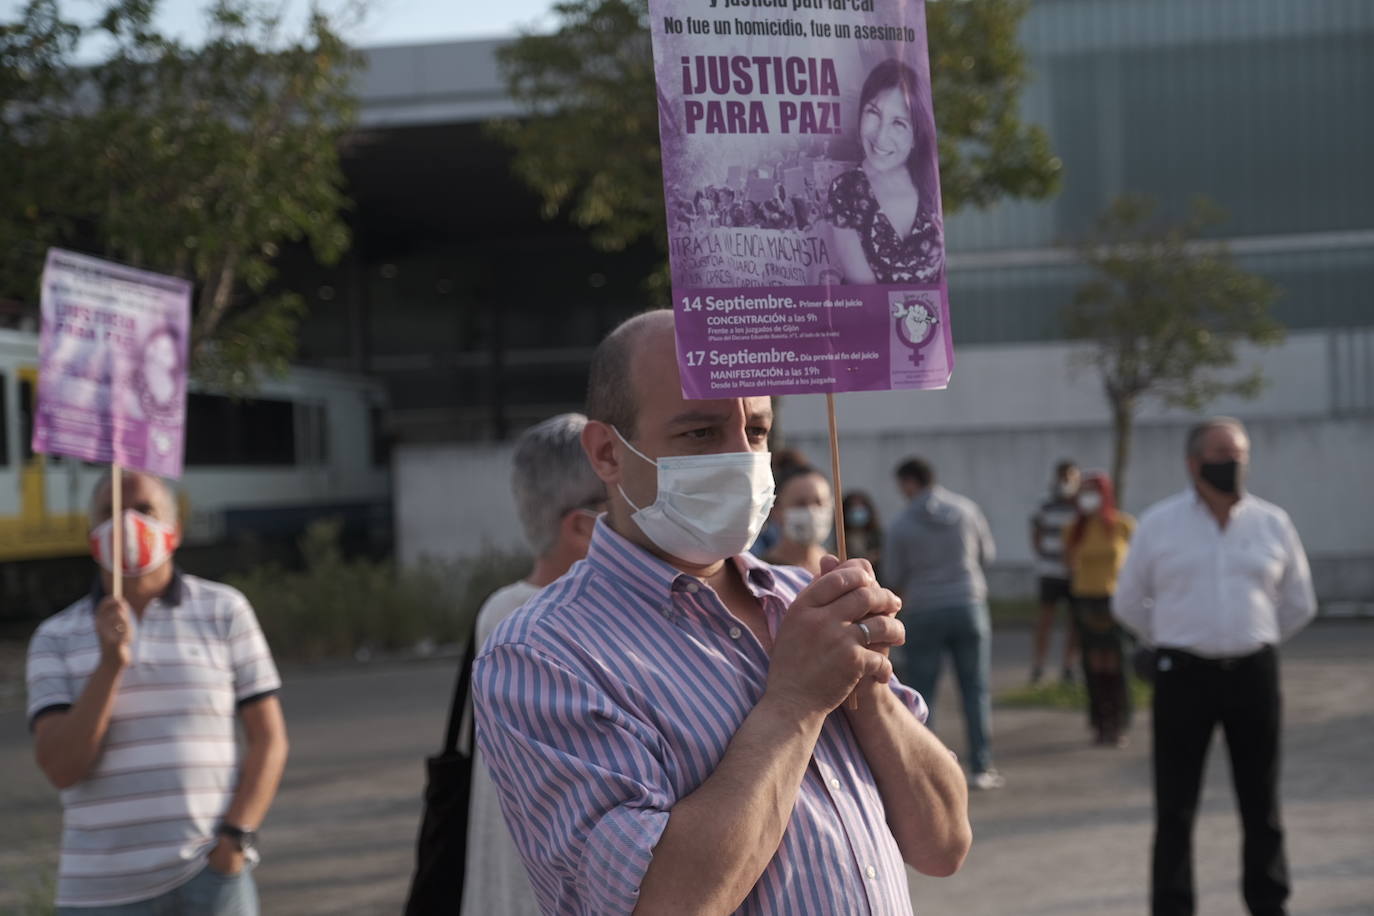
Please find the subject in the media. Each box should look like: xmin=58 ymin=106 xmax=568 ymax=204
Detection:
xmin=0 ymin=364 xmax=92 ymax=562
xmin=1 ymin=328 xmax=391 ymax=622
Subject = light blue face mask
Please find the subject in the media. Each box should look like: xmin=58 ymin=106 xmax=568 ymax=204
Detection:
xmin=615 ymin=428 xmax=775 ymax=564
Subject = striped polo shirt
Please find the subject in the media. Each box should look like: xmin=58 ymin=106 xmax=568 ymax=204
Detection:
xmin=1032 ymin=495 xmax=1079 ymax=579
xmin=474 ymin=519 xmax=929 ymax=915
xmin=25 ymin=572 xmax=281 ymax=908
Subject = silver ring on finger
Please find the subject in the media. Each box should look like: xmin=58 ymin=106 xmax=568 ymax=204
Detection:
xmin=855 ymin=621 xmax=872 ymax=646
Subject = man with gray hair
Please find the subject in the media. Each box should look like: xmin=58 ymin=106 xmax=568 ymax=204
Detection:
xmin=26 ymin=470 xmax=287 ymax=914
xmin=1115 ymin=417 xmax=1316 ymax=916
xmin=460 ymin=412 xmax=606 ymax=916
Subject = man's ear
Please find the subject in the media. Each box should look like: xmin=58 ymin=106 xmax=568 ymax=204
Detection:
xmin=582 ymin=420 xmax=623 ymax=485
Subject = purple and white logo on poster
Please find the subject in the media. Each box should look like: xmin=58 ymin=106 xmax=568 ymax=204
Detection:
xmin=889 ymin=288 xmax=946 ymax=378
xmin=34 ymin=249 xmax=191 ymax=478
xmin=648 ymin=0 xmax=953 ymax=397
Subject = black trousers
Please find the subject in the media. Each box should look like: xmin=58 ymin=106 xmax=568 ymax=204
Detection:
xmin=1151 ymin=645 xmax=1289 ymax=916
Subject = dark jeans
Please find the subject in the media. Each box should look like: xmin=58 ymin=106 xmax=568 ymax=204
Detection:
xmin=1151 ymin=645 xmax=1288 ymax=916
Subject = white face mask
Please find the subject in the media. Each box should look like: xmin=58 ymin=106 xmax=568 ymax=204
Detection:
xmin=614 ymin=428 xmax=775 ymax=565
xmin=782 ymin=505 xmax=832 ymax=546
xmin=1078 ymin=492 xmax=1103 ymax=514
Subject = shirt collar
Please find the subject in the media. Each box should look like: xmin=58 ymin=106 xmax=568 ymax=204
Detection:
xmin=1188 ymin=487 xmax=1252 ymax=512
xmin=585 ymin=517 xmax=781 ymax=607
xmin=89 ymin=566 xmax=185 ymax=609
xmin=733 ymin=550 xmax=780 ymax=595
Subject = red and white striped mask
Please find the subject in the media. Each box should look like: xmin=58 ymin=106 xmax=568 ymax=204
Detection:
xmin=90 ymin=510 xmax=179 ymax=577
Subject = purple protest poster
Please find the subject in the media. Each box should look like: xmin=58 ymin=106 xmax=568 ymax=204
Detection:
xmin=33 ymin=249 xmax=191 ymax=478
xmin=647 ymin=0 xmax=952 ymax=398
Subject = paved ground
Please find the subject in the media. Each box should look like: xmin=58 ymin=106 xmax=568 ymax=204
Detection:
xmin=909 ymin=623 xmax=1374 ymax=916
xmin=2 ymin=622 xmax=1371 ymax=914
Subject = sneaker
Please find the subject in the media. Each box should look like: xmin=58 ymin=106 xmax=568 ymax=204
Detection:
xmin=969 ymin=769 xmax=1005 ymax=791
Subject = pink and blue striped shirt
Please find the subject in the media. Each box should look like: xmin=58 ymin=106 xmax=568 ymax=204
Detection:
xmin=473 ymin=519 xmax=928 ymax=915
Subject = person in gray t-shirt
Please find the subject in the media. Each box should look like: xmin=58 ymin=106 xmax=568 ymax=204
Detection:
xmin=883 ymin=456 xmax=1002 ymax=790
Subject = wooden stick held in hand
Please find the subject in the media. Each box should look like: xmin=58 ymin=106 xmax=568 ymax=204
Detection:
xmin=111 ymin=462 xmax=123 ymax=602
xmin=826 ymin=394 xmax=859 ymax=712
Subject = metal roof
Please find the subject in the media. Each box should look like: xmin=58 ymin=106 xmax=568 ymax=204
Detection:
xmin=356 ymin=38 xmax=516 ymax=129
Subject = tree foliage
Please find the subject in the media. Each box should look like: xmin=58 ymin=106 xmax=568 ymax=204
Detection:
xmin=0 ymin=0 xmax=362 ymax=387
xmin=493 ymin=0 xmax=1061 ymax=290
xmin=0 ymin=0 xmax=84 ymax=300
xmin=1065 ymin=195 xmax=1286 ymax=500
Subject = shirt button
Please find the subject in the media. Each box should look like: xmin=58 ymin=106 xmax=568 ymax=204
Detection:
xmin=728 ymin=626 xmax=742 ymax=639
xmin=660 ymin=606 xmax=672 ymax=619
xmin=830 ymin=777 xmax=841 ymax=790
xmin=865 ymin=865 xmax=877 ymax=879
xmin=686 ymin=581 xmax=701 ymax=594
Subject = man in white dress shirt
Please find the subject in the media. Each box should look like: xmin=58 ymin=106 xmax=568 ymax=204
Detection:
xmin=459 ymin=413 xmax=606 ymax=916
xmin=1114 ymin=417 xmax=1316 ymax=916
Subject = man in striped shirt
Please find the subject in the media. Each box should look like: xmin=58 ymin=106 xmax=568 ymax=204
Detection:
xmin=1028 ymin=460 xmax=1081 ymax=684
xmin=474 ymin=311 xmax=971 ymax=915
xmin=26 ymin=470 xmax=288 ymax=914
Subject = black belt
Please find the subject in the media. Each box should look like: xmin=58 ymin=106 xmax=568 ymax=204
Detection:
xmin=1158 ymin=644 xmax=1274 ymax=671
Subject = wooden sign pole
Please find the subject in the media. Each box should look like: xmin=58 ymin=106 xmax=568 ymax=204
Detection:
xmin=826 ymin=394 xmax=860 ymax=712
xmin=110 ymin=462 xmax=123 ymax=602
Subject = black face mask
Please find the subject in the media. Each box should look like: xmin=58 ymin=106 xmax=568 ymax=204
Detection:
xmin=1199 ymin=460 xmax=1241 ymax=495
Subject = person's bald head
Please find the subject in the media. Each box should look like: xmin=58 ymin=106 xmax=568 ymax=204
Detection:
xmin=89 ymin=470 xmax=180 ymax=528
xmin=585 ymin=309 xmax=676 ymax=440
xmin=580 ymin=309 xmax=772 ymax=566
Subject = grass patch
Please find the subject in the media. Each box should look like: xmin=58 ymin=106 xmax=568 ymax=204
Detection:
xmin=6 ymin=863 xmax=56 ymax=916
xmin=996 ymin=676 xmax=1153 ymax=710
xmin=987 ymin=597 xmax=1042 ymax=627
xmin=227 ymin=519 xmax=530 ymax=662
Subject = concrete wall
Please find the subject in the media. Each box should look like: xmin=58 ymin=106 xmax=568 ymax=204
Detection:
xmin=395 ymin=441 xmax=521 ymax=565
xmin=395 ymin=331 xmax=1373 ymax=612
xmin=781 ymin=416 xmax=1373 ymax=612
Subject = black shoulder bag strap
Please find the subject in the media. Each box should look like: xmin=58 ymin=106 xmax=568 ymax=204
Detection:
xmin=404 ymin=636 xmax=480 ymax=915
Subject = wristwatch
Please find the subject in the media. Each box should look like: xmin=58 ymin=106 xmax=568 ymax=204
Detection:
xmin=217 ymin=823 xmax=258 ymax=856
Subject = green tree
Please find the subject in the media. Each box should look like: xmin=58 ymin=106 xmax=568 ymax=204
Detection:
xmin=492 ymin=0 xmax=1061 ymax=292
xmin=0 ymin=0 xmax=83 ymax=303
xmin=1064 ymin=195 xmax=1286 ymax=502
xmin=0 ymin=0 xmax=362 ymax=387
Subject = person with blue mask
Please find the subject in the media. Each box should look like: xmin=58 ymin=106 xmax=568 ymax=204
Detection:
xmin=842 ymin=491 xmax=884 ymax=582
xmin=748 ymin=447 xmax=811 ymax=559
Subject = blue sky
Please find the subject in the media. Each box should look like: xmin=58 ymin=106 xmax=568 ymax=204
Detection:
xmin=2 ymin=0 xmax=560 ymax=47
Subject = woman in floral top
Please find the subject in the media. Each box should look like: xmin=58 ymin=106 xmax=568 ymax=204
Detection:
xmin=828 ymin=59 xmax=944 ymax=284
